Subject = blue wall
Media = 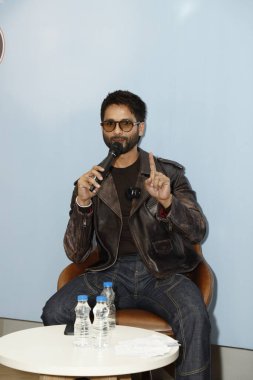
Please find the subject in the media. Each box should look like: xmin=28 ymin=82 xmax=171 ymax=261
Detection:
xmin=1 ymin=0 xmax=252 ymax=349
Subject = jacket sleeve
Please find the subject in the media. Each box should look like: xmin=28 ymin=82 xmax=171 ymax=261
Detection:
xmin=63 ymin=186 xmax=94 ymax=263
xmin=157 ymin=164 xmax=207 ymax=244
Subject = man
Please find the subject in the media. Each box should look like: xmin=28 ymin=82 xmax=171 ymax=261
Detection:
xmin=42 ymin=90 xmax=210 ymax=379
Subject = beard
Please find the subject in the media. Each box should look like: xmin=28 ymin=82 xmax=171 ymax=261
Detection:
xmin=103 ymin=129 xmax=140 ymax=154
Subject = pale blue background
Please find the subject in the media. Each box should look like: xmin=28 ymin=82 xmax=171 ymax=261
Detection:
xmin=0 ymin=0 xmax=252 ymax=349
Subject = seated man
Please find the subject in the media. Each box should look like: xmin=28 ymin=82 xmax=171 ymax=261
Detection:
xmin=42 ymin=90 xmax=211 ymax=380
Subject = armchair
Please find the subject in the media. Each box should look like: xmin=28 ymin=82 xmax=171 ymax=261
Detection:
xmin=57 ymin=244 xmax=213 ymax=337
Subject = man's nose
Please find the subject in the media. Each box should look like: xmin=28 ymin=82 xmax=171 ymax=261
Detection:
xmin=114 ymin=123 xmax=123 ymax=134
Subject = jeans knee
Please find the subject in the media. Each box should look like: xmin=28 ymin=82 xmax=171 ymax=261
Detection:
xmin=41 ymin=302 xmax=55 ymax=326
xmin=41 ymin=300 xmax=65 ymax=326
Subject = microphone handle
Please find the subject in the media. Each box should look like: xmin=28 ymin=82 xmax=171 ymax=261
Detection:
xmin=89 ymin=151 xmax=117 ymax=192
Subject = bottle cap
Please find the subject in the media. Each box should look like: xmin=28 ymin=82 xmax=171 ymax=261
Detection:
xmin=96 ymin=295 xmax=107 ymax=302
xmin=103 ymin=281 xmax=113 ymax=287
xmin=77 ymin=294 xmax=88 ymax=301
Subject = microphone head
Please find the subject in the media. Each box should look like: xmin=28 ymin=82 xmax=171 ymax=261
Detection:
xmin=110 ymin=142 xmax=123 ymax=157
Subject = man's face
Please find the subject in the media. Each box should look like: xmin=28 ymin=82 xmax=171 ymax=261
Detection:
xmin=102 ymin=104 xmax=144 ymax=154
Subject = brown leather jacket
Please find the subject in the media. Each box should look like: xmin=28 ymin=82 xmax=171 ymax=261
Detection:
xmin=63 ymin=149 xmax=207 ymax=278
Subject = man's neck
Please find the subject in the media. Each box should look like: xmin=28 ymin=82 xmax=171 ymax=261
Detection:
xmin=113 ymin=146 xmax=139 ymax=168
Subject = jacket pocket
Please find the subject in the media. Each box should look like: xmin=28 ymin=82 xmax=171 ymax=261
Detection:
xmin=151 ymin=239 xmax=174 ymax=256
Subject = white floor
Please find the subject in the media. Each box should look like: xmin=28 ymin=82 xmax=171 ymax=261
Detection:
xmin=0 ymin=364 xmax=39 ymax=379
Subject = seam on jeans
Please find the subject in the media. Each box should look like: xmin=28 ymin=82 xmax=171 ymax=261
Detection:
xmin=134 ymin=260 xmax=142 ymax=299
xmin=168 ymin=293 xmax=210 ymax=376
xmin=82 ymin=274 xmax=101 ymax=294
xmin=166 ymin=293 xmax=187 ymax=363
xmin=142 ymin=276 xmax=209 ymax=377
xmin=134 ymin=268 xmax=138 ymax=298
xmin=140 ymin=290 xmax=186 ymax=362
xmin=178 ymin=360 xmax=210 ymax=376
xmin=153 ymin=276 xmax=187 ymax=362
xmin=154 ymin=273 xmax=184 ymax=291
xmin=141 ymin=292 xmax=207 ymax=373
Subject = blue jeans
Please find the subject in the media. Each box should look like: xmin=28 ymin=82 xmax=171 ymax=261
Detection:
xmin=41 ymin=254 xmax=211 ymax=379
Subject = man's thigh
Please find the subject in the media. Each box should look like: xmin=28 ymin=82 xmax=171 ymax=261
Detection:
xmin=136 ymin=274 xmax=208 ymax=326
xmin=41 ymin=271 xmax=107 ymax=324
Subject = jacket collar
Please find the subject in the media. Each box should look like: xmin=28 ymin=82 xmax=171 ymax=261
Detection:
xmin=131 ymin=149 xmax=151 ymax=215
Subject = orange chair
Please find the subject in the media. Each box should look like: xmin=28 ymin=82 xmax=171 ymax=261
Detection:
xmin=57 ymin=244 xmax=213 ymax=337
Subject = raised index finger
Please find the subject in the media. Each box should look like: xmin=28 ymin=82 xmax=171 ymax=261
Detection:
xmin=149 ymin=152 xmax=156 ymax=181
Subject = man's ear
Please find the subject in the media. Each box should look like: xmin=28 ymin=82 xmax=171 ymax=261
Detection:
xmin=139 ymin=122 xmax=145 ymax=136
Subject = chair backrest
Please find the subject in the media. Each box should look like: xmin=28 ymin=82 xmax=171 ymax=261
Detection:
xmin=57 ymin=248 xmax=99 ymax=290
xmin=57 ymin=244 xmax=214 ymax=308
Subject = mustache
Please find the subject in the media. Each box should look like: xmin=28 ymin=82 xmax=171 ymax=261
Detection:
xmin=111 ymin=137 xmax=128 ymax=143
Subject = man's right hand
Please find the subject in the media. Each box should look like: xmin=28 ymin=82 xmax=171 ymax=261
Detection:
xmin=77 ymin=165 xmax=105 ymax=206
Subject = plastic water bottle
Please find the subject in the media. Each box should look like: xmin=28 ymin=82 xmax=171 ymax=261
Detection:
xmin=101 ymin=281 xmax=116 ymax=328
xmin=73 ymin=294 xmax=91 ymax=347
xmin=92 ymin=295 xmax=109 ymax=349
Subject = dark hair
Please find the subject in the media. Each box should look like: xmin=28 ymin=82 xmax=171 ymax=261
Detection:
xmin=100 ymin=90 xmax=147 ymax=122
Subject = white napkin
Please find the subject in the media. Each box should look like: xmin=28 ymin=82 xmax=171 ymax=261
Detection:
xmin=115 ymin=334 xmax=180 ymax=358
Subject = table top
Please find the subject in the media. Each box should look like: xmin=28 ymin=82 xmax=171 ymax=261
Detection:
xmin=0 ymin=325 xmax=179 ymax=377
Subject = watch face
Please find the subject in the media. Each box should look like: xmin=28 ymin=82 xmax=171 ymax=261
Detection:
xmin=0 ymin=28 xmax=5 ymax=63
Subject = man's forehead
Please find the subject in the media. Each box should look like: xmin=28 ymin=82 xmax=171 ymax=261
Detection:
xmin=104 ymin=104 xmax=134 ymax=117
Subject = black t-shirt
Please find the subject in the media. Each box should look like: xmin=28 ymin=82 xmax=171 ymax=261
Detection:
xmin=111 ymin=157 xmax=140 ymax=256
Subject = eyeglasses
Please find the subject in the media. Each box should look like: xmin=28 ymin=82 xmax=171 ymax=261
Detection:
xmin=100 ymin=119 xmax=141 ymax=132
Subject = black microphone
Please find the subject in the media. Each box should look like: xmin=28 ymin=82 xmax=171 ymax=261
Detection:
xmin=89 ymin=142 xmax=123 ymax=192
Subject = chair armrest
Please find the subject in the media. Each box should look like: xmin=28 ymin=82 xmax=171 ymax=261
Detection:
xmin=187 ymin=259 xmax=214 ymax=306
xmin=187 ymin=244 xmax=214 ymax=307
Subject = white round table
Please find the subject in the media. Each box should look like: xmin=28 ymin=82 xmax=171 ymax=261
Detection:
xmin=0 ymin=325 xmax=179 ymax=380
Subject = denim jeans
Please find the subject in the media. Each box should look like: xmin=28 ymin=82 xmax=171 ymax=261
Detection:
xmin=41 ymin=254 xmax=211 ymax=379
